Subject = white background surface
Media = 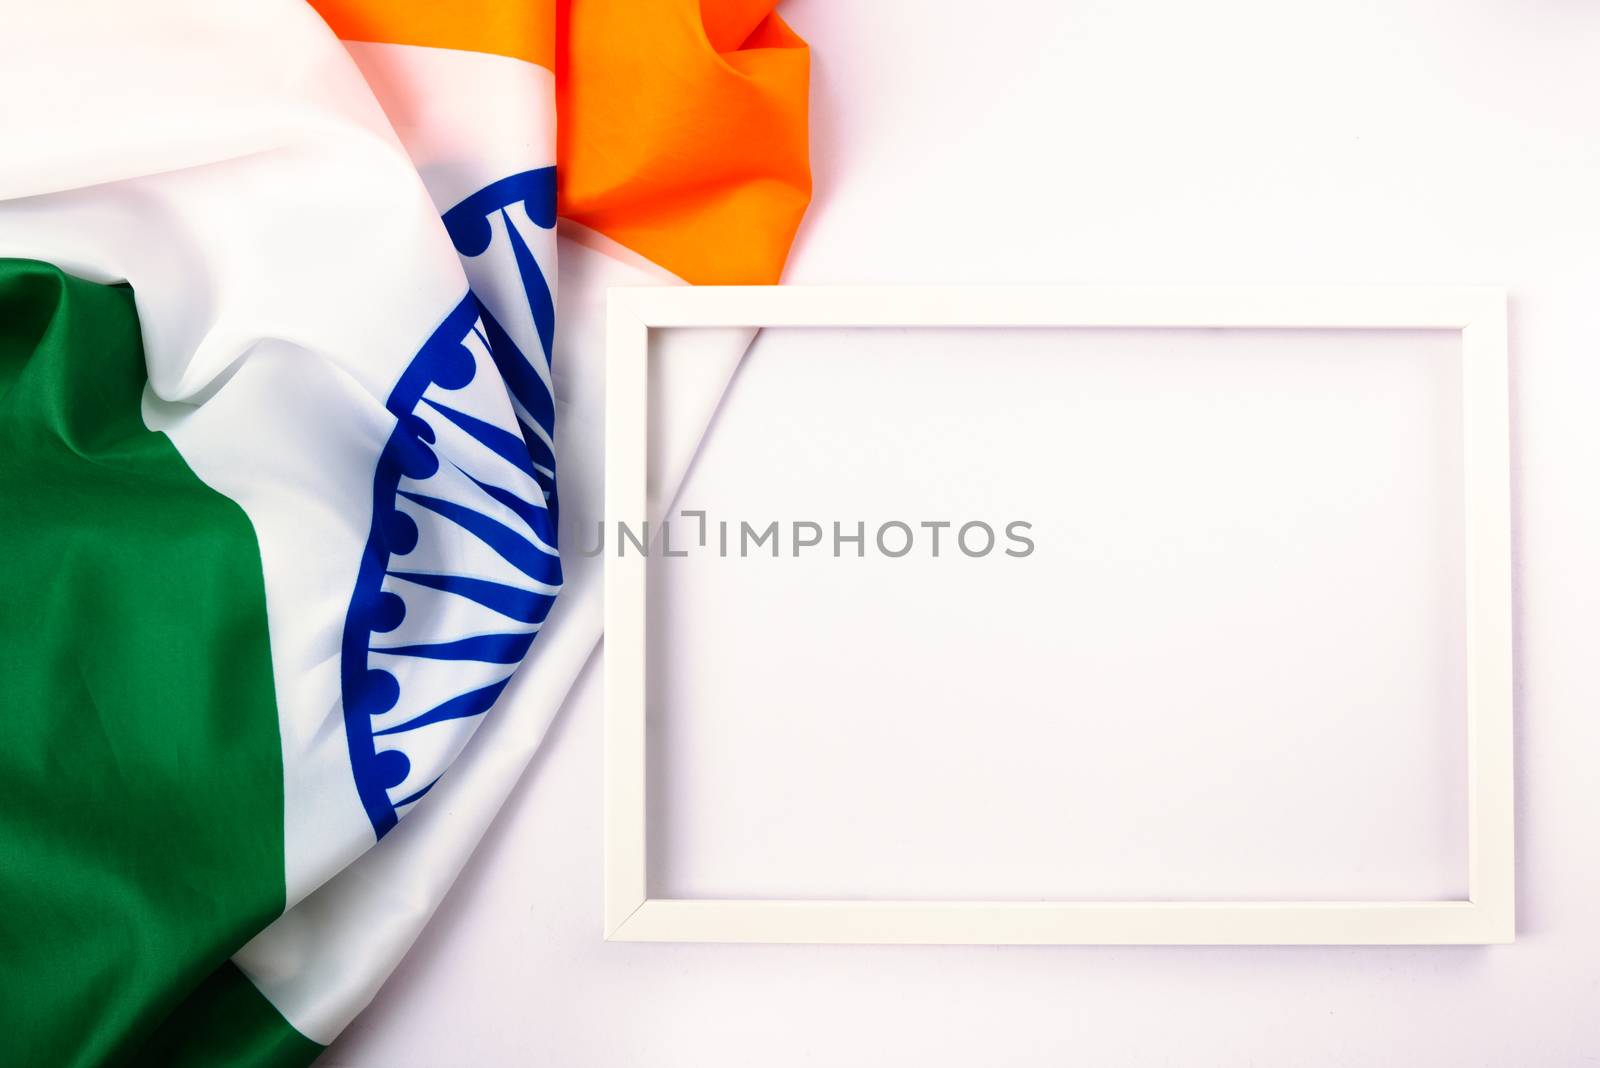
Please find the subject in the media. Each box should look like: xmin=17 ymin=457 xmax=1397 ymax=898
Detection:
xmin=327 ymin=1 xmax=1600 ymax=1063
xmin=647 ymin=326 xmax=1470 ymax=904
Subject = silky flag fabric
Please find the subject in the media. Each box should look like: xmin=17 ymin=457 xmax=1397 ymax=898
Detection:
xmin=0 ymin=2 xmax=809 ymax=1064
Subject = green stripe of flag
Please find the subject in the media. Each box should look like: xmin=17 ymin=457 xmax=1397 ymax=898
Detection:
xmin=0 ymin=260 xmax=313 ymax=1066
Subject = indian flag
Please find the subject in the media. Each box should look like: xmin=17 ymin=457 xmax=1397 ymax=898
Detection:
xmin=0 ymin=1 xmax=809 ymax=1063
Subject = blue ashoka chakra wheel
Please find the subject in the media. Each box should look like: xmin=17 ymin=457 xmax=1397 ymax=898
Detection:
xmin=340 ymin=169 xmax=561 ymax=838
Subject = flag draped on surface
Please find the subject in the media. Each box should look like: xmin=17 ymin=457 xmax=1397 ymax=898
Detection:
xmin=0 ymin=1 xmax=809 ymax=1063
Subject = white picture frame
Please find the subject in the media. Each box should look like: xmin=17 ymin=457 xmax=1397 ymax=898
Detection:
xmin=603 ymin=285 xmax=1513 ymax=945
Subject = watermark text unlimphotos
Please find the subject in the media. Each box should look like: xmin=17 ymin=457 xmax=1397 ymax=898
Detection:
xmin=581 ymin=511 xmax=1035 ymax=559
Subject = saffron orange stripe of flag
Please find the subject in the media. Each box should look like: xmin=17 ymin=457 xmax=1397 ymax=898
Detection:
xmin=309 ymin=0 xmax=811 ymax=285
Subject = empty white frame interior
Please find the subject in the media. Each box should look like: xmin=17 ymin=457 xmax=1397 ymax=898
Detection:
xmin=603 ymin=286 xmax=1512 ymax=945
